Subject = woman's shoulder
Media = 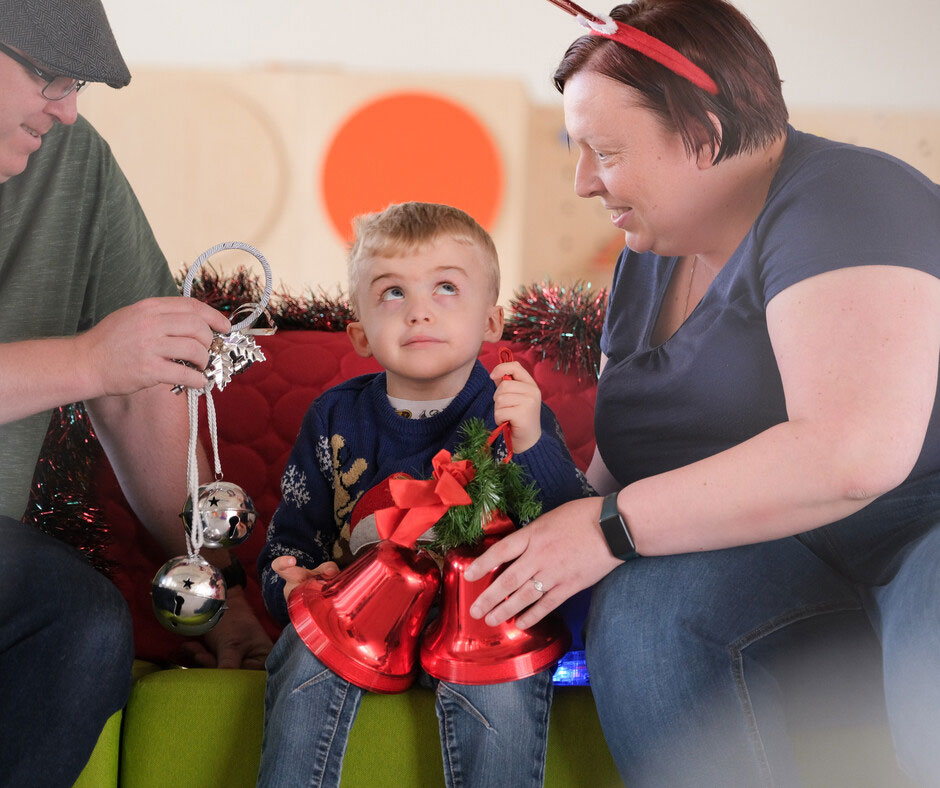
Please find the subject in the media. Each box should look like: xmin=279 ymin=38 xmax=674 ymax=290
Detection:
xmin=769 ymin=127 xmax=937 ymax=205
xmin=753 ymin=128 xmax=940 ymax=303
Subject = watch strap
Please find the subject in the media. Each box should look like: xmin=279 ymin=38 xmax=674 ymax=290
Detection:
xmin=599 ymin=492 xmax=640 ymax=561
xmin=220 ymin=555 xmax=247 ymax=589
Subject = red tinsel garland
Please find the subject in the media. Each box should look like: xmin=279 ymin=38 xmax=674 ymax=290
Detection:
xmin=28 ymin=271 xmax=607 ymax=565
xmin=23 ymin=403 xmax=115 ymax=575
xmin=180 ymin=266 xmax=608 ymax=378
xmin=503 ymin=281 xmax=607 ymax=381
xmin=180 ymin=265 xmax=355 ymax=331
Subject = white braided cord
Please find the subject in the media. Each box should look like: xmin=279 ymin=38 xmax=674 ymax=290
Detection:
xmin=181 ymin=241 xmax=266 ymax=556
xmin=181 ymin=241 xmax=273 ymax=332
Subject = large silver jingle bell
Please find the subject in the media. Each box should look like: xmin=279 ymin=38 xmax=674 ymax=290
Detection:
xmin=151 ymin=556 xmax=226 ymax=636
xmin=181 ymin=480 xmax=257 ymax=548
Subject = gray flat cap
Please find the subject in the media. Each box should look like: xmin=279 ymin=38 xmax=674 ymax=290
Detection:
xmin=0 ymin=0 xmax=130 ymax=87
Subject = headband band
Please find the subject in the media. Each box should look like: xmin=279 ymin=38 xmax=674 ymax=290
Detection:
xmin=545 ymin=0 xmax=720 ymax=95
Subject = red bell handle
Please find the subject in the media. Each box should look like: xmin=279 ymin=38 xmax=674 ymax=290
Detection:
xmin=490 ymin=347 xmax=515 ymax=462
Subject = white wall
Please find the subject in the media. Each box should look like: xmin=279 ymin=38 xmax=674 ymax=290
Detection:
xmin=102 ymin=0 xmax=940 ymax=109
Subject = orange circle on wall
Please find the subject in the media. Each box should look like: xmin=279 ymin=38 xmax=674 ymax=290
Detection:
xmin=321 ymin=92 xmax=503 ymax=242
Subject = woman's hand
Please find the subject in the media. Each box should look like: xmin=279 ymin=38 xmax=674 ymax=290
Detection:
xmin=273 ymin=556 xmax=339 ymax=603
xmin=464 ymin=496 xmax=622 ymax=629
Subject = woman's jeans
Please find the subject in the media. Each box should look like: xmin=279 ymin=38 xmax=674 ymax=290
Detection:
xmin=586 ymin=474 xmax=940 ymax=787
xmin=0 ymin=516 xmax=134 ymax=788
xmin=258 ymin=626 xmax=554 ymax=788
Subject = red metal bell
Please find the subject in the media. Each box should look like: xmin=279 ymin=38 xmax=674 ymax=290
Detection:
xmin=288 ymin=540 xmax=441 ymax=693
xmin=420 ymin=536 xmax=572 ymax=685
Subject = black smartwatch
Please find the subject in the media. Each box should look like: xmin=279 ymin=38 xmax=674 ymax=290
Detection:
xmin=220 ymin=555 xmax=247 ymax=589
xmin=599 ymin=492 xmax=640 ymax=561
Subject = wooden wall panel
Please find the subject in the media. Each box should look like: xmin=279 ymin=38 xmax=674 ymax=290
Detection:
xmin=80 ymin=71 xmax=939 ymax=296
xmin=79 ymin=69 xmax=528 ymax=302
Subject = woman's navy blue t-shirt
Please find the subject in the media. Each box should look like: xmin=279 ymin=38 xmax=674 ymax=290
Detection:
xmin=596 ymin=126 xmax=940 ymax=493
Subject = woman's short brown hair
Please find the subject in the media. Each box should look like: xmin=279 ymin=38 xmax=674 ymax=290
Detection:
xmin=554 ymin=0 xmax=788 ymax=163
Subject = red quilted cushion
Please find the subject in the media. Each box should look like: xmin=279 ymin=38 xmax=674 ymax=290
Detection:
xmin=95 ymin=332 xmax=597 ymax=662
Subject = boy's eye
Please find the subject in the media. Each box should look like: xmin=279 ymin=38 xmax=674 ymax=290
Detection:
xmin=381 ymin=286 xmax=404 ymax=301
xmin=435 ymin=282 xmax=458 ymax=295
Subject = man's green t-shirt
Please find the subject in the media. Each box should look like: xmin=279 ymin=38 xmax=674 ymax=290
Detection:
xmin=0 ymin=115 xmax=178 ymax=520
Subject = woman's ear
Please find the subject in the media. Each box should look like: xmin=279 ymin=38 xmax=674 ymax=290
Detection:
xmin=697 ymin=112 xmax=723 ymax=169
xmin=483 ymin=305 xmax=504 ymax=343
xmin=346 ymin=322 xmax=373 ymax=358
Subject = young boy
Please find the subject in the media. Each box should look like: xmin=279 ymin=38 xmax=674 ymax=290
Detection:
xmin=256 ymin=202 xmax=587 ymax=788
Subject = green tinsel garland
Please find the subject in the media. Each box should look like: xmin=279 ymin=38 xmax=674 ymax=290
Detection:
xmin=429 ymin=418 xmax=542 ymax=552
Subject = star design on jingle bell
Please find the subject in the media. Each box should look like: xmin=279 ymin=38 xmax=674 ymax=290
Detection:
xmin=183 ymin=578 xmax=194 ymax=589
xmin=208 ymin=496 xmax=220 ymax=507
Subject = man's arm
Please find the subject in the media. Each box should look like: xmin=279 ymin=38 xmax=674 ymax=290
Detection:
xmin=0 ymin=297 xmax=230 ymax=426
xmin=85 ymin=382 xmax=272 ymax=669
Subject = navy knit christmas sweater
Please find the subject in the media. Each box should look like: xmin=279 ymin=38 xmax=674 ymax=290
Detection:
xmin=258 ymin=361 xmax=590 ymax=626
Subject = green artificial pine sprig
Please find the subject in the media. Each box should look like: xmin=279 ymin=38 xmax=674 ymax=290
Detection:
xmin=429 ymin=418 xmax=542 ymax=552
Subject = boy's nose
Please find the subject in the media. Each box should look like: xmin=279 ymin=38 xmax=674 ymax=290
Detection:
xmin=405 ymin=298 xmax=434 ymax=324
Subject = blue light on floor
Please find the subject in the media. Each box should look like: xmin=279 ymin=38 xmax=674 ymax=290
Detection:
xmin=552 ymin=650 xmax=590 ymax=686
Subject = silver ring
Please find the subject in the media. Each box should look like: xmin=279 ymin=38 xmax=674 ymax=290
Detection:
xmin=531 ymin=579 xmax=545 ymax=594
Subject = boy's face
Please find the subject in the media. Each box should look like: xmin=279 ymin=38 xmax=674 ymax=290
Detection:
xmin=346 ymin=236 xmax=503 ymax=401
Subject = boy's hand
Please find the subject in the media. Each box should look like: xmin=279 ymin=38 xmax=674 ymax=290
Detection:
xmin=273 ymin=556 xmax=340 ymax=603
xmin=491 ymin=361 xmax=542 ymax=453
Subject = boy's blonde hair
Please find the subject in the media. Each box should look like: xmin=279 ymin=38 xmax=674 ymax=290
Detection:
xmin=347 ymin=202 xmax=500 ymax=312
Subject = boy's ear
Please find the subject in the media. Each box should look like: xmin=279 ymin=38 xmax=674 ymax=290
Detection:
xmin=483 ymin=304 xmax=504 ymax=343
xmin=346 ymin=321 xmax=373 ymax=358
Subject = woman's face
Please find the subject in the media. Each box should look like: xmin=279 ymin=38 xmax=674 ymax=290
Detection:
xmin=563 ymin=69 xmax=713 ymax=257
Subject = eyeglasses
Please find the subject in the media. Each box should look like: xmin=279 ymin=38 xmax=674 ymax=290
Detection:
xmin=0 ymin=42 xmax=86 ymax=100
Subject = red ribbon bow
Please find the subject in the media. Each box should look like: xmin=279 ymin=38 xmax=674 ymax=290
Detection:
xmin=372 ymin=348 xmax=520 ymax=548
xmin=373 ymin=450 xmax=476 ymax=547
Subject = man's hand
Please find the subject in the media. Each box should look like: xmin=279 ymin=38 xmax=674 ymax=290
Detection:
xmin=273 ymin=556 xmax=340 ymax=603
xmin=76 ymin=297 xmax=231 ymax=396
xmin=490 ymin=360 xmax=543 ymax=453
xmin=174 ymin=587 xmax=273 ymax=670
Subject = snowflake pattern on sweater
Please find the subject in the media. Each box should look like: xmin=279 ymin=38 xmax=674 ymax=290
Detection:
xmin=257 ymin=361 xmax=590 ymax=626
xmin=280 ymin=465 xmax=311 ymax=508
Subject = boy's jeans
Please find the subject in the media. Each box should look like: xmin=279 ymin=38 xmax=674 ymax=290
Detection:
xmin=258 ymin=625 xmax=554 ymax=788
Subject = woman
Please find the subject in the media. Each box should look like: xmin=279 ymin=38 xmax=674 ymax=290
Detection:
xmin=465 ymin=0 xmax=940 ymax=785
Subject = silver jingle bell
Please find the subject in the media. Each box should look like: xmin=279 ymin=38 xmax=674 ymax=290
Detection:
xmin=180 ymin=480 xmax=257 ymax=548
xmin=151 ymin=556 xmax=226 ymax=636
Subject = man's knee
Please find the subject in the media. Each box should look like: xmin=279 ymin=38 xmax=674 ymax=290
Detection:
xmin=3 ymin=523 xmax=134 ymax=707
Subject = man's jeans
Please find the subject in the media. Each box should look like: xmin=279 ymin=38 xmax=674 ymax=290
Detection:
xmin=258 ymin=625 xmax=554 ymax=788
xmin=0 ymin=516 xmax=134 ymax=788
xmin=586 ymin=473 xmax=940 ymax=787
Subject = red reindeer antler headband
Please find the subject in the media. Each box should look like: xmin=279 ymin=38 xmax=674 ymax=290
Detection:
xmin=545 ymin=0 xmax=720 ymax=95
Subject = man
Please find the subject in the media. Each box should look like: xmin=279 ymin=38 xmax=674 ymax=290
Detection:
xmin=0 ymin=1 xmax=272 ymax=783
